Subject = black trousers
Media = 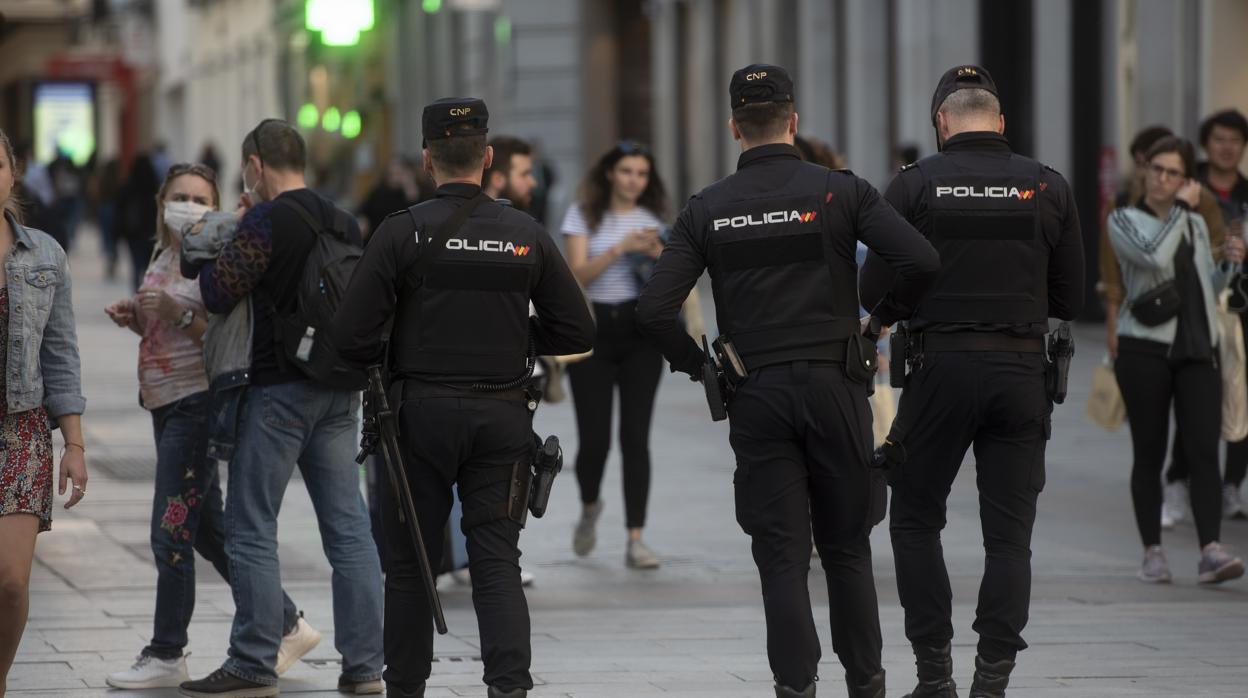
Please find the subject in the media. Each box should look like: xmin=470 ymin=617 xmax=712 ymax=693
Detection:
xmin=887 ymin=352 xmax=1049 ymax=664
xmin=1115 ymin=345 xmax=1222 ymax=548
xmin=568 ymin=300 xmax=664 ymax=528
xmin=727 ymin=362 xmax=884 ymax=689
xmin=1168 ymin=313 xmax=1248 ymax=488
xmin=381 ymin=394 xmax=533 ymax=693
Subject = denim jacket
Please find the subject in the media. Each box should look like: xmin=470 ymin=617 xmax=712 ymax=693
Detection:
xmin=5 ymin=212 xmax=85 ymax=418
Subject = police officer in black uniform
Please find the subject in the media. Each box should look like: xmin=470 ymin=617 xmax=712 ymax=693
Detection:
xmin=333 ymin=98 xmax=595 ymax=698
xmin=637 ymin=64 xmax=940 ymax=698
xmin=859 ymin=66 xmax=1085 ymax=698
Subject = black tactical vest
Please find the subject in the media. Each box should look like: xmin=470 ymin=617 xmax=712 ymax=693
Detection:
xmin=913 ymin=154 xmax=1049 ymax=325
xmin=702 ymin=163 xmax=861 ymax=368
xmin=398 ymin=199 xmax=539 ymax=379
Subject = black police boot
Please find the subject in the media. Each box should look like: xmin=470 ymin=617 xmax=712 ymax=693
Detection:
xmin=774 ymin=682 xmax=816 ymax=697
xmin=902 ymin=643 xmax=957 ymax=698
xmin=968 ymin=655 xmax=1014 ymax=698
xmin=847 ymin=670 xmax=885 ymax=698
xmin=487 ymin=687 xmax=526 ymax=698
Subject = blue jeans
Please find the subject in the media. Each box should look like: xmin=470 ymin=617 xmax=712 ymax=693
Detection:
xmin=223 ymin=381 xmax=384 ymax=685
xmin=144 ymin=391 xmax=299 ymax=660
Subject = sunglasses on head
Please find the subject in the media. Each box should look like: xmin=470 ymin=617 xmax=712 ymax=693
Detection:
xmin=167 ymin=162 xmax=217 ymax=182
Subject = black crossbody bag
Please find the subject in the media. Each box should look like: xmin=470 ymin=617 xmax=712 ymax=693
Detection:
xmin=1129 ymin=214 xmax=1189 ymax=327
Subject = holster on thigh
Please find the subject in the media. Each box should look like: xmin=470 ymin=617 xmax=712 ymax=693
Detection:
xmin=459 ymin=461 xmax=533 ymax=531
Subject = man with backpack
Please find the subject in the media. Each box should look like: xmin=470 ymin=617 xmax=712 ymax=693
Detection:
xmin=179 ymin=119 xmax=384 ymax=697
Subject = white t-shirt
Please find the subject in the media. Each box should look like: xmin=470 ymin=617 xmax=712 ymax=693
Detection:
xmin=561 ymin=205 xmax=663 ymax=304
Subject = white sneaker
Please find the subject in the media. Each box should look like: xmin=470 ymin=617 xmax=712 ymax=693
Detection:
xmin=1162 ymin=480 xmax=1189 ymax=529
xmin=1224 ymin=483 xmax=1246 ymax=520
xmin=276 ymin=615 xmax=322 ymax=676
xmin=106 ymin=653 xmax=189 ymax=689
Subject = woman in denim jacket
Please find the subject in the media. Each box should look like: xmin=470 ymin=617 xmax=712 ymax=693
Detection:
xmin=103 ymin=165 xmax=314 ymax=689
xmin=1109 ymin=136 xmax=1247 ymax=585
xmin=0 ymin=129 xmax=87 ymax=694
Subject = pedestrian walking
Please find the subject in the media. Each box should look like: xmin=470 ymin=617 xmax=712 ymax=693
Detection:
xmin=860 ymin=65 xmax=1085 ymax=697
xmin=178 ymin=119 xmax=384 ymax=697
xmin=103 ymin=162 xmax=319 ymax=690
xmin=332 ymin=98 xmax=594 ymax=698
xmin=1196 ymin=109 xmax=1248 ymax=518
xmin=118 ymin=154 xmax=161 ymax=291
xmin=1108 ymin=135 xmax=1246 ymax=586
xmin=1098 ymin=125 xmax=1230 ymax=529
xmin=562 ymin=140 xmax=670 ymax=568
xmin=0 ymin=127 xmax=88 ymax=696
xmin=638 ymin=64 xmax=940 ymax=698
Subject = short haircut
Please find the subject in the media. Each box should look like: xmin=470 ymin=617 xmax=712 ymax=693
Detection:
xmin=937 ymin=88 xmax=1001 ymax=120
xmin=242 ymin=119 xmax=306 ymax=173
xmin=1130 ymin=125 xmax=1173 ymax=158
xmin=482 ymin=135 xmax=532 ymax=186
xmin=1144 ymin=136 xmax=1196 ymax=178
xmin=732 ymin=101 xmax=794 ymax=142
xmin=1199 ymin=109 xmax=1248 ymax=146
xmin=427 ymin=125 xmax=488 ymax=177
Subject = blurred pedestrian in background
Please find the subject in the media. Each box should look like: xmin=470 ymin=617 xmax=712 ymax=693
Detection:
xmin=562 ymin=140 xmax=669 ymax=569
xmin=1097 ymin=125 xmax=1229 ymax=530
xmin=91 ymin=156 xmax=124 ymax=281
xmin=118 ymin=153 xmax=161 ymax=291
xmin=198 ymin=143 xmax=222 ymax=180
xmin=103 ymin=163 xmax=315 ymax=690
xmin=0 ymin=126 xmax=88 ymax=696
xmin=1197 ymin=109 xmax=1248 ymax=518
xmin=1108 ymin=136 xmax=1246 ymax=585
xmin=357 ymin=156 xmax=426 ymax=240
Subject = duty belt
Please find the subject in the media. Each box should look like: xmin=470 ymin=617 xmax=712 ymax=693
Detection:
xmin=740 ymin=340 xmax=849 ymax=370
xmin=916 ymin=332 xmax=1045 ymax=353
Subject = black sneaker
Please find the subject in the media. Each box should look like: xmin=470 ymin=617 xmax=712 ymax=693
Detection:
xmin=337 ymin=674 xmax=384 ymax=694
xmin=179 ymin=668 xmax=278 ymax=697
xmin=487 ymin=687 xmax=527 ymax=698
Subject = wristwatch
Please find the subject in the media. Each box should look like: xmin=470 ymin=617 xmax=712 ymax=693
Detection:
xmin=176 ymin=308 xmax=195 ymax=330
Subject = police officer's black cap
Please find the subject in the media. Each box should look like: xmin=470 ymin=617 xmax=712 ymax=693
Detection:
xmin=729 ymin=64 xmax=794 ymax=110
xmin=422 ymin=97 xmax=489 ymax=146
xmin=930 ymin=65 xmax=998 ymax=125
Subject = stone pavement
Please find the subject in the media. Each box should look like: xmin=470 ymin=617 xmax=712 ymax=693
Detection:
xmin=10 ymin=233 xmax=1248 ymax=697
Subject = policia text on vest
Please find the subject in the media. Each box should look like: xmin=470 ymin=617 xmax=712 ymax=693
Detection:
xmin=858 ymin=64 xmax=1086 ymax=698
xmin=330 ymin=97 xmax=594 ymax=698
xmin=636 ymin=64 xmax=940 ymax=698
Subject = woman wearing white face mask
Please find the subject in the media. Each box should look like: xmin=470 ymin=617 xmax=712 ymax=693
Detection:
xmin=103 ymin=164 xmax=315 ymax=689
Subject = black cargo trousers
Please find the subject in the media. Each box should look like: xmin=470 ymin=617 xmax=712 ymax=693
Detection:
xmin=726 ymin=361 xmax=885 ymax=690
xmin=886 ymin=350 xmax=1051 ymax=664
xmin=380 ymin=389 xmax=534 ymax=695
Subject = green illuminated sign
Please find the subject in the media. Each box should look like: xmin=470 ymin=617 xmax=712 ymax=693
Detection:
xmin=342 ymin=110 xmax=362 ymax=139
xmin=305 ymin=0 xmax=375 ymax=47
xmin=494 ymin=15 xmax=511 ymax=44
xmin=322 ymin=107 xmax=342 ymax=132
xmin=297 ymin=103 xmax=320 ymax=129
xmin=422 ymin=0 xmax=441 ymax=14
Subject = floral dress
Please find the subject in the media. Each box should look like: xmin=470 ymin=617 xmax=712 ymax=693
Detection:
xmin=0 ymin=287 xmax=55 ymax=531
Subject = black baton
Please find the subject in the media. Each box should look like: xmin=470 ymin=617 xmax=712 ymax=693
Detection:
xmin=367 ymin=366 xmax=448 ymax=635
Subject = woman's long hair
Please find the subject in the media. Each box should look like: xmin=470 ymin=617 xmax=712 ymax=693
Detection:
xmin=1 ymin=128 xmax=23 ymax=224
xmin=576 ymin=141 xmax=670 ymax=231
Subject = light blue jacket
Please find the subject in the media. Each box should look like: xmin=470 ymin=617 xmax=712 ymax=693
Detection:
xmin=1108 ymin=204 xmax=1236 ymax=348
xmin=5 ymin=211 xmax=85 ymax=418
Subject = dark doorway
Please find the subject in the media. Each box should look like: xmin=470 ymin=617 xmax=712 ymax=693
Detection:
xmin=616 ymin=0 xmax=652 ymax=145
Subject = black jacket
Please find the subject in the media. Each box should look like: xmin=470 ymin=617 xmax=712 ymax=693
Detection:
xmin=636 ymin=143 xmax=940 ymax=376
xmin=333 ymin=183 xmax=594 ymax=383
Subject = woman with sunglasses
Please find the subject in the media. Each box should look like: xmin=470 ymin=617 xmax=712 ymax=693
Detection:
xmin=562 ymin=141 xmax=670 ymax=569
xmin=104 ymin=164 xmax=315 ymax=689
xmin=1109 ymin=136 xmax=1247 ymax=585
